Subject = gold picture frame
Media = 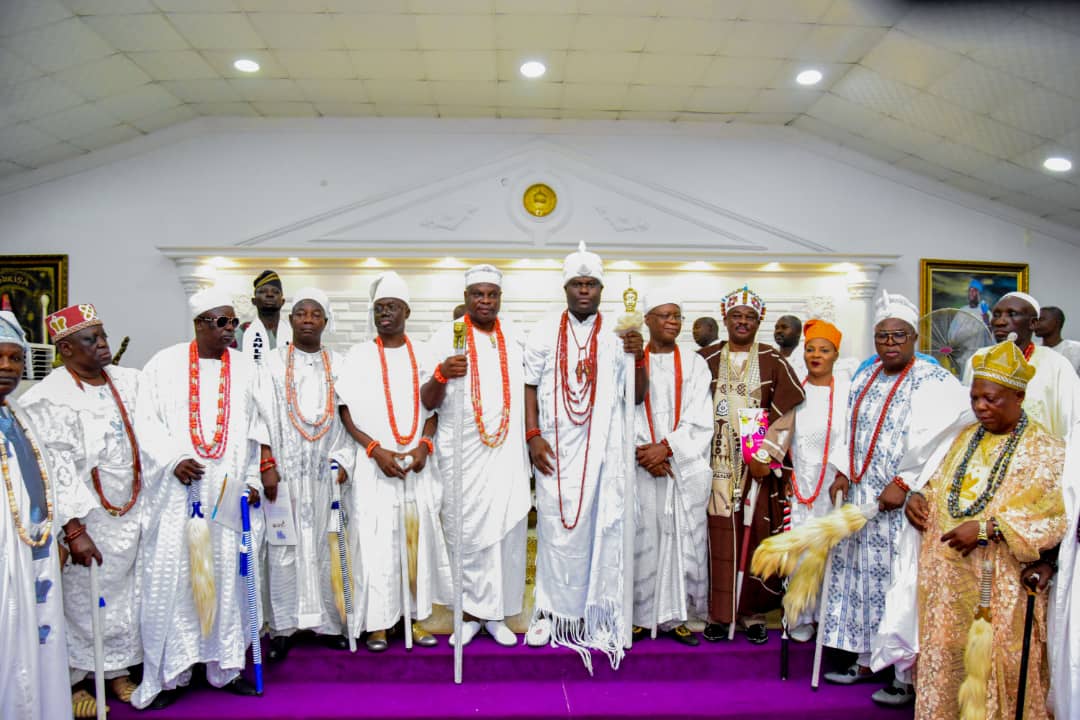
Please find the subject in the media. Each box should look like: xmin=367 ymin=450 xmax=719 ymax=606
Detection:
xmin=919 ymin=258 xmax=1029 ymax=319
xmin=0 ymin=254 xmax=68 ymax=345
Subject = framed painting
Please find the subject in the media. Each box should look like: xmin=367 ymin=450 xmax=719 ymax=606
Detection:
xmin=0 ymin=254 xmax=68 ymax=345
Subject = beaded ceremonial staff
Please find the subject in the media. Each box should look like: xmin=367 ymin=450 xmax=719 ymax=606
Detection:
xmin=240 ymin=495 xmax=263 ymax=694
xmin=614 ymin=279 xmax=641 ymax=649
xmin=90 ymin=562 xmax=106 ymax=720
xmin=452 ymin=319 xmax=466 ymax=683
xmin=327 ymin=461 xmax=356 ymax=653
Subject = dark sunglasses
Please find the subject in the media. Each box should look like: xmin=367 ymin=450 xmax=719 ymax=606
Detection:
xmin=198 ymin=315 xmax=240 ymax=329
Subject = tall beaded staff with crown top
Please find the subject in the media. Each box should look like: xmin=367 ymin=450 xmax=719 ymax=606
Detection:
xmin=614 ymin=279 xmax=642 ymax=648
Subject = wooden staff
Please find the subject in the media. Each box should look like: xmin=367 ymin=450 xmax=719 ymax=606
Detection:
xmin=1016 ymin=573 xmax=1040 ymax=720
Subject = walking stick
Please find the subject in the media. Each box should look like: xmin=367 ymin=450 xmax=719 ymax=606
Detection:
xmin=729 ymin=477 xmax=761 ymax=641
xmin=398 ymin=476 xmax=413 ymax=651
xmin=90 ymin=561 xmax=107 ymax=720
xmin=1015 ymin=573 xmax=1040 ymax=720
xmin=240 ymin=495 xmax=263 ymax=695
xmin=779 ymin=501 xmax=792 ymax=680
xmin=811 ymin=494 xmax=843 ymax=690
xmin=452 ymin=320 xmax=466 ymax=684
xmin=328 ymin=463 xmax=357 ymax=653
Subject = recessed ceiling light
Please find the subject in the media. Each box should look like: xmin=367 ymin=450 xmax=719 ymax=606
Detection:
xmin=796 ymin=69 xmax=823 ymax=86
xmin=1044 ymin=156 xmax=1073 ymax=172
xmin=234 ymin=58 xmax=260 ymax=73
xmin=520 ymin=60 xmax=546 ymax=79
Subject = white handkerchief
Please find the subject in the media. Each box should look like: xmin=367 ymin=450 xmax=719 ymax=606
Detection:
xmin=264 ymin=480 xmax=297 ymax=546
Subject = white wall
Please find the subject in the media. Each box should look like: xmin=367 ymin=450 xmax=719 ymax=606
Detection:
xmin=1 ymin=117 xmax=1077 ymax=367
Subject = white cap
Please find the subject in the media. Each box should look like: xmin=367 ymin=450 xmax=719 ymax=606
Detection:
xmin=188 ymin=287 xmax=234 ymax=319
xmin=873 ymin=288 xmax=919 ymax=329
xmin=291 ymin=287 xmax=334 ymax=333
xmin=562 ymin=241 xmax=604 ymax=286
xmin=370 ymin=271 xmax=411 ymax=306
xmin=464 ymin=264 xmax=502 ymax=288
xmin=999 ymin=291 xmax=1040 ymax=317
xmin=643 ymin=288 xmax=681 ymax=315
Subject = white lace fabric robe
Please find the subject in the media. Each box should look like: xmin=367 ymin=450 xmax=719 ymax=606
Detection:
xmin=131 ymin=344 xmax=264 ymax=708
xmin=631 ymin=349 xmax=713 ymax=630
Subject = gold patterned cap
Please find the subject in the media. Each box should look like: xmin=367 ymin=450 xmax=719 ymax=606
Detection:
xmin=971 ymin=338 xmax=1035 ymax=391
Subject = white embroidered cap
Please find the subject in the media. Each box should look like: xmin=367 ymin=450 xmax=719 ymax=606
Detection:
xmin=188 ymin=287 xmax=234 ymax=319
xmin=999 ymin=291 xmax=1040 ymax=317
xmin=873 ymin=288 xmax=919 ymax=329
xmin=464 ymin=264 xmax=502 ymax=288
xmin=561 ymin=241 xmax=604 ymax=286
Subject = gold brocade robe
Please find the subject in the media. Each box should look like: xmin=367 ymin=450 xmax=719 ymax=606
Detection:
xmin=915 ymin=421 xmax=1067 ymax=720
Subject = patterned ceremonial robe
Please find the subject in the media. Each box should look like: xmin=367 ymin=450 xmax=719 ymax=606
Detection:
xmin=1049 ymin=440 xmax=1080 ymax=718
xmin=428 ymin=318 xmax=531 ymax=621
xmin=632 ymin=349 xmax=713 ymax=629
xmin=821 ymin=357 xmax=971 ymax=654
xmin=335 ymin=339 xmax=451 ymax=635
xmin=0 ymin=400 xmax=74 ymax=720
xmin=21 ymin=366 xmax=150 ymax=679
xmin=131 ymin=344 xmax=264 ymax=708
xmin=524 ymin=310 xmax=627 ymax=670
xmin=915 ymin=421 xmax=1066 ymax=720
xmin=255 ymin=346 xmax=352 ymax=638
xmin=699 ymin=341 xmax=804 ymax=624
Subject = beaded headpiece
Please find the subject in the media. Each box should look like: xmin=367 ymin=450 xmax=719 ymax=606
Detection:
xmin=720 ymin=286 xmax=765 ymax=320
xmin=46 ymin=303 xmax=102 ymax=342
xmin=971 ymin=337 xmax=1035 ymax=391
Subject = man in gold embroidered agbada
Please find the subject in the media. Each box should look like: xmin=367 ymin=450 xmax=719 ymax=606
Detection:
xmin=906 ymin=339 xmax=1067 ymax=720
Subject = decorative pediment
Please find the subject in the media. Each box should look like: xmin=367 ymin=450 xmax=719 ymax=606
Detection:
xmin=227 ymin=138 xmax=831 ymax=256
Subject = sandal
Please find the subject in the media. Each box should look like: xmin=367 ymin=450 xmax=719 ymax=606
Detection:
xmin=72 ymin=688 xmax=107 ymax=719
xmin=110 ymin=675 xmax=138 ymax=703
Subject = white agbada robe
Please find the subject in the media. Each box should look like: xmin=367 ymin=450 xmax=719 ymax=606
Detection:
xmin=1043 ymin=338 xmax=1080 ymax=376
xmin=336 ymin=339 xmax=451 ymax=635
xmin=783 ymin=343 xmax=808 ymax=381
xmin=0 ymin=400 xmax=74 ymax=720
xmin=131 ymin=344 xmax=264 ymax=708
xmin=20 ymin=366 xmax=147 ymax=679
xmin=631 ymin=349 xmax=712 ymax=629
xmin=240 ymin=316 xmax=292 ymax=364
xmin=428 ymin=318 xmax=531 ymax=620
xmin=524 ymin=310 xmax=627 ymax=670
xmin=822 ymin=358 xmax=972 ymax=656
xmin=256 ymin=346 xmax=353 ymax=637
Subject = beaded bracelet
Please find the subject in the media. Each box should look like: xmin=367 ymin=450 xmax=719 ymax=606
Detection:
xmin=977 ymin=520 xmax=989 ymax=546
xmin=259 ymin=457 xmax=277 ymax=472
xmin=525 ymin=428 xmax=542 ymax=441
xmin=65 ymin=524 xmax=86 ymax=544
xmin=635 ymin=357 xmax=646 ymax=369
xmin=433 ymin=364 xmax=449 ymax=384
xmin=661 ymin=439 xmax=673 ymax=458
xmin=419 ymin=437 xmax=434 ymax=454
xmin=892 ymin=476 xmax=910 ymax=493
xmin=365 ymin=440 xmax=381 ymax=457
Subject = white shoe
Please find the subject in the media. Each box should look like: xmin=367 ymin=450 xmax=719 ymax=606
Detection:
xmin=525 ymin=617 xmax=551 ymax=647
xmin=449 ymin=620 xmax=481 ymax=647
xmin=485 ymin=620 xmax=517 ymax=647
xmin=789 ymin=623 xmax=815 ymax=643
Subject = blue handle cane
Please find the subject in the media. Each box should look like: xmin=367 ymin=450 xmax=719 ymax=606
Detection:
xmin=240 ymin=495 xmax=263 ymax=694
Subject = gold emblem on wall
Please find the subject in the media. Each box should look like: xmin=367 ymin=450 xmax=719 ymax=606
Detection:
xmin=523 ymin=183 xmax=557 ymax=217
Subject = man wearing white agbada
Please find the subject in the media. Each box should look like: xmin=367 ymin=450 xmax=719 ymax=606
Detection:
xmin=957 ymin=291 xmax=1080 ymax=718
xmin=630 ymin=290 xmax=712 ymax=646
xmin=20 ymin=303 xmax=148 ymax=714
xmin=132 ymin=287 xmax=268 ymax=708
xmin=336 ymin=272 xmax=451 ymax=652
xmin=523 ymin=242 xmax=645 ymax=671
xmin=822 ymin=289 xmax=971 ymax=707
xmin=0 ymin=311 xmax=74 ymax=720
xmin=422 ymin=264 xmax=530 ymax=647
xmin=254 ymin=288 xmax=354 ymax=661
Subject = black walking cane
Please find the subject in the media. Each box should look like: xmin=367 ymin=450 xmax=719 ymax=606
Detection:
xmin=1015 ymin=571 xmax=1040 ymax=720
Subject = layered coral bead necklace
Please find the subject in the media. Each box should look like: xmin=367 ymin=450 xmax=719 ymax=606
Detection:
xmin=790 ymin=376 xmax=832 ymax=508
xmin=376 ymin=335 xmax=420 ymax=446
xmin=188 ymin=340 xmax=231 ymax=460
xmin=848 ymin=357 xmax=914 ymax=484
xmin=68 ymin=367 xmax=142 ymax=516
xmin=465 ymin=315 xmax=511 ymax=448
xmin=644 ymin=344 xmax=682 ymax=442
xmin=285 ymin=345 xmax=335 ymax=442
xmin=553 ymin=310 xmax=601 ymax=530
xmin=0 ymin=404 xmax=54 ymax=548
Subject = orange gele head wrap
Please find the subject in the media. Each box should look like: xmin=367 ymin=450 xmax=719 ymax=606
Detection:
xmin=803 ymin=319 xmax=842 ymax=352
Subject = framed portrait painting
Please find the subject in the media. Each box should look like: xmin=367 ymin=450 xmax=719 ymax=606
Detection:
xmin=0 ymin=254 xmax=68 ymax=345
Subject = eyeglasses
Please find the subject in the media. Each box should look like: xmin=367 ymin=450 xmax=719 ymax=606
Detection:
xmin=198 ymin=315 xmax=240 ymax=329
xmin=874 ymin=330 xmax=911 ymax=344
xmin=647 ymin=312 xmax=684 ymax=322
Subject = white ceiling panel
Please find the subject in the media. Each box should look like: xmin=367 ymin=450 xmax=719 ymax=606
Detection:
xmin=0 ymin=0 xmax=1077 ymax=230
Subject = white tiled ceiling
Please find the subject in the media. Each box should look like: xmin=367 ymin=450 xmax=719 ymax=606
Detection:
xmin=0 ymin=0 xmax=1078 ymax=229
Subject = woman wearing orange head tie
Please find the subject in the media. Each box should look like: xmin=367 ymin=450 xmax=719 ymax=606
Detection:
xmin=785 ymin=319 xmax=851 ymax=642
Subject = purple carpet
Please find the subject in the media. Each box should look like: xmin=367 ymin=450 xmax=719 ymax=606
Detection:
xmin=110 ymin=634 xmax=915 ymax=719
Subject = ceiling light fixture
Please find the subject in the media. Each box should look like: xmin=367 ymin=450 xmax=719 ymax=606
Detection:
xmin=1044 ymin=156 xmax=1073 ymax=172
xmin=796 ymin=69 xmax=823 ymax=86
xmin=520 ymin=60 xmax=546 ymax=79
xmin=234 ymin=58 xmax=260 ymax=73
